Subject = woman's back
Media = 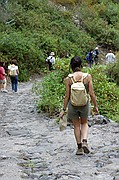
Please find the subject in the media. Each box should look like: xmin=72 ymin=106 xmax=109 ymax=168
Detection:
xmin=68 ymin=71 xmax=89 ymax=92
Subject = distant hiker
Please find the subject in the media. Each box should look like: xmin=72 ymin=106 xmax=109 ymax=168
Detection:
xmin=59 ymin=56 xmax=98 ymax=155
xmin=8 ymin=59 xmax=19 ymax=92
xmin=106 ymin=50 xmax=116 ymax=64
xmin=93 ymin=47 xmax=99 ymax=65
xmin=46 ymin=52 xmax=55 ymax=71
xmin=3 ymin=62 xmax=8 ymax=93
xmin=0 ymin=62 xmax=7 ymax=92
xmin=0 ymin=62 xmax=8 ymax=93
xmin=86 ymin=50 xmax=94 ymax=68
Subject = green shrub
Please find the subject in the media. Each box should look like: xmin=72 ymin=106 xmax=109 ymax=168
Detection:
xmin=75 ymin=1 xmax=119 ymax=49
xmin=35 ymin=71 xmax=65 ymax=116
xmin=19 ymin=68 xmax=30 ymax=82
xmin=0 ymin=0 xmax=97 ymax=80
xmin=105 ymin=59 xmax=119 ymax=85
xmin=0 ymin=31 xmax=46 ymax=78
xmin=87 ymin=65 xmax=119 ymax=120
xmin=1 ymin=0 xmax=119 ymax=91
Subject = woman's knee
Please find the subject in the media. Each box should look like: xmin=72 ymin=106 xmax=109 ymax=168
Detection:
xmin=80 ymin=118 xmax=88 ymax=124
xmin=72 ymin=119 xmax=80 ymax=128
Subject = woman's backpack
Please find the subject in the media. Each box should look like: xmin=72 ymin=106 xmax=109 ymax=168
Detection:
xmin=9 ymin=66 xmax=17 ymax=76
xmin=68 ymin=73 xmax=88 ymax=106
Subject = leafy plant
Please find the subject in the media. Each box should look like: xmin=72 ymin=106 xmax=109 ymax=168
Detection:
xmin=105 ymin=59 xmax=119 ymax=85
xmin=0 ymin=0 xmax=98 ymax=80
xmin=36 ymin=71 xmax=65 ymax=116
xmin=87 ymin=65 xmax=119 ymax=119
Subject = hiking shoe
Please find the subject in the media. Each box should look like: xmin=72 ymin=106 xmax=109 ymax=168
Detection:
xmin=82 ymin=140 xmax=90 ymax=154
xmin=76 ymin=148 xmax=84 ymax=155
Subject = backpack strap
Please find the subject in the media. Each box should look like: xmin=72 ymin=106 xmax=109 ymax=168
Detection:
xmin=68 ymin=73 xmax=83 ymax=84
xmin=68 ymin=74 xmax=74 ymax=84
xmin=82 ymin=73 xmax=88 ymax=83
xmin=83 ymin=73 xmax=88 ymax=79
xmin=68 ymin=73 xmax=89 ymax=84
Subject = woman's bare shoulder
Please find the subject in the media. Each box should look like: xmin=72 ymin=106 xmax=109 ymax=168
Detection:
xmin=83 ymin=73 xmax=92 ymax=83
xmin=87 ymin=73 xmax=92 ymax=78
xmin=65 ymin=75 xmax=72 ymax=85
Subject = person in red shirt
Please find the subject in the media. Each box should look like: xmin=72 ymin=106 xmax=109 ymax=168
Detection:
xmin=0 ymin=62 xmax=6 ymax=92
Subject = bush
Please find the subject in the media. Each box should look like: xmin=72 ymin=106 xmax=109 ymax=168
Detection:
xmin=87 ymin=65 xmax=119 ymax=120
xmin=0 ymin=31 xmax=46 ymax=80
xmin=35 ymin=71 xmax=65 ymax=116
xmin=75 ymin=1 xmax=119 ymax=50
xmin=0 ymin=0 xmax=97 ymax=80
xmin=105 ymin=59 xmax=119 ymax=85
xmin=5 ymin=0 xmax=118 ymax=70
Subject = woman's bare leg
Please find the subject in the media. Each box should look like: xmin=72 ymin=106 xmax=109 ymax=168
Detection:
xmin=80 ymin=118 xmax=90 ymax=153
xmin=80 ymin=118 xmax=89 ymax=141
xmin=3 ymin=82 xmax=7 ymax=90
xmin=0 ymin=84 xmax=2 ymax=91
xmin=72 ymin=119 xmax=84 ymax=155
xmin=72 ymin=119 xmax=81 ymax=144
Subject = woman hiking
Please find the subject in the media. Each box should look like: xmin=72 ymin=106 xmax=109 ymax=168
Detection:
xmin=60 ymin=56 xmax=98 ymax=155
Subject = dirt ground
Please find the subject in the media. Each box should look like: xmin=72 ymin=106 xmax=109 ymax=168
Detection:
xmin=0 ymin=77 xmax=119 ymax=180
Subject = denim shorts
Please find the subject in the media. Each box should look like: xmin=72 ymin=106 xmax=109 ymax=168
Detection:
xmin=68 ymin=100 xmax=90 ymax=120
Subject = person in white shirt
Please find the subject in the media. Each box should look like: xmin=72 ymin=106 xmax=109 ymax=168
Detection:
xmin=106 ymin=50 xmax=116 ymax=64
xmin=46 ymin=52 xmax=55 ymax=71
xmin=8 ymin=59 xmax=19 ymax=92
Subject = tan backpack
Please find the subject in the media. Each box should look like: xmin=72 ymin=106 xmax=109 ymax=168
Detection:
xmin=9 ymin=65 xmax=17 ymax=76
xmin=68 ymin=73 xmax=88 ymax=106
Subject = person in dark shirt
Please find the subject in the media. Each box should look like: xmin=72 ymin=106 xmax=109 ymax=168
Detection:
xmin=93 ymin=47 xmax=99 ymax=65
xmin=86 ymin=50 xmax=94 ymax=68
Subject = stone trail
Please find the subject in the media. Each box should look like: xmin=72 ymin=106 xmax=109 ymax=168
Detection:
xmin=0 ymin=78 xmax=119 ymax=180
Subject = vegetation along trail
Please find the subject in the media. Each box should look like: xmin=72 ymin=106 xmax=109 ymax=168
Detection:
xmin=0 ymin=77 xmax=119 ymax=180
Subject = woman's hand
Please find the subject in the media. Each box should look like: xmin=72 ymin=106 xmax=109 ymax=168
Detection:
xmin=59 ymin=110 xmax=65 ymax=119
xmin=93 ymin=106 xmax=99 ymax=115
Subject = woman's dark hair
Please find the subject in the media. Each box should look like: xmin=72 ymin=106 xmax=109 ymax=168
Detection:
xmin=70 ymin=56 xmax=83 ymax=72
xmin=11 ymin=59 xmax=17 ymax=65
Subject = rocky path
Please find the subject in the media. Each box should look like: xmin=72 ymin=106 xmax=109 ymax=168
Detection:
xmin=0 ymin=77 xmax=119 ymax=180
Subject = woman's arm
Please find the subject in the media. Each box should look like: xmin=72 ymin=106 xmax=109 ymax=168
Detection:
xmin=63 ymin=77 xmax=70 ymax=109
xmin=88 ymin=74 xmax=98 ymax=114
xmin=16 ymin=69 xmax=19 ymax=75
xmin=8 ymin=69 xmax=10 ymax=75
xmin=59 ymin=77 xmax=70 ymax=117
